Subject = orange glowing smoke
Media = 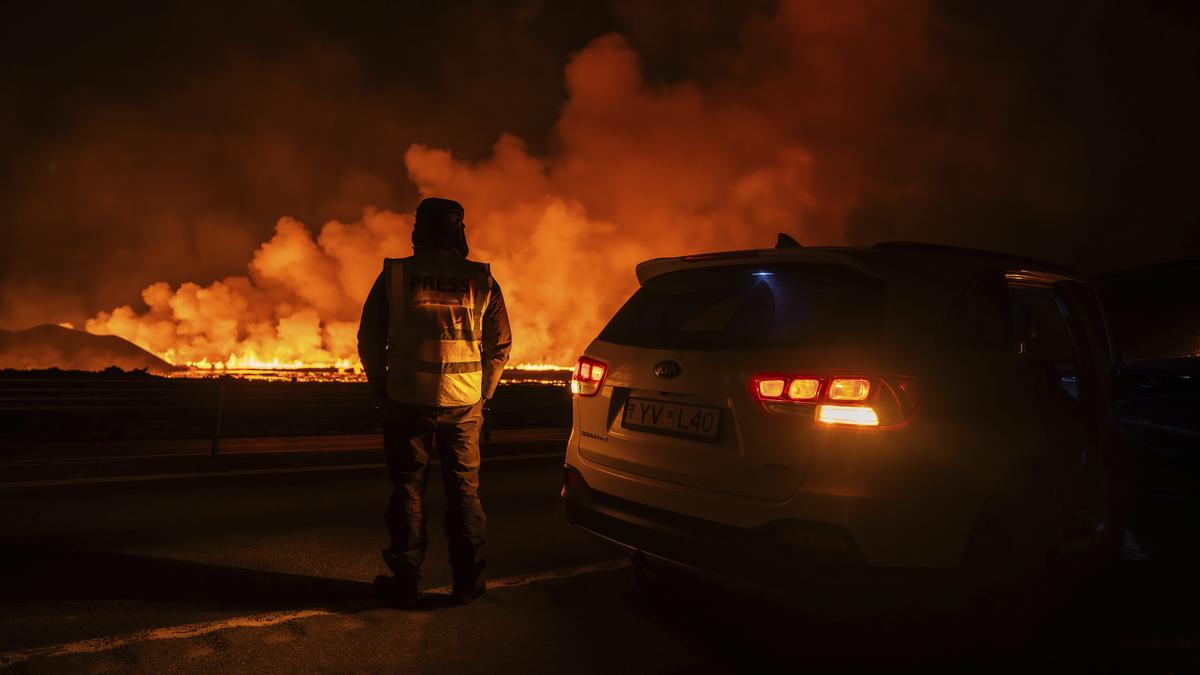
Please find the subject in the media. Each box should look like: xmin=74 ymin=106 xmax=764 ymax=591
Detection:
xmin=86 ymin=1 xmax=933 ymax=369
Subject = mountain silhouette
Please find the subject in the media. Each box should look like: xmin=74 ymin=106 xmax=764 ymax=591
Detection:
xmin=0 ymin=325 xmax=179 ymax=373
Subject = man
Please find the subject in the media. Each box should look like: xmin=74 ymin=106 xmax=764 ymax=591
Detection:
xmin=357 ymin=197 xmax=512 ymax=607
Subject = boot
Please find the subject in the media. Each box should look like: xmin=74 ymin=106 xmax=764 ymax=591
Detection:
xmin=374 ymin=572 xmax=419 ymax=608
xmin=376 ymin=549 xmax=420 ymax=608
xmin=452 ymin=558 xmax=487 ymax=604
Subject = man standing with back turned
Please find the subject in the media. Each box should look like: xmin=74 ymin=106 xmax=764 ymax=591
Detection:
xmin=358 ymin=197 xmax=511 ymax=607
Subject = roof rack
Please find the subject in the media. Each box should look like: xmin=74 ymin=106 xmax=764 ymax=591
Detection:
xmin=871 ymin=241 xmax=1080 ymax=276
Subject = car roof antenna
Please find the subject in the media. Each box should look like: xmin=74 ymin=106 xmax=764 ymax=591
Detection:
xmin=775 ymin=233 xmax=802 ymax=249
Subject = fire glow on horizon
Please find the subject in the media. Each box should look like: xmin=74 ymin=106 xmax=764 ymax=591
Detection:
xmin=166 ymin=362 xmax=572 ymax=384
xmin=179 ymin=358 xmax=571 ymax=372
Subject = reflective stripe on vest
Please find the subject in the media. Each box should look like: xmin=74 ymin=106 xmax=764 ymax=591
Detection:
xmin=383 ymin=251 xmax=492 ymax=407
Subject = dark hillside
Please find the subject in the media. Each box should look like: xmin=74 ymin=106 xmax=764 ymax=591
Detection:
xmin=0 ymin=325 xmax=178 ymax=374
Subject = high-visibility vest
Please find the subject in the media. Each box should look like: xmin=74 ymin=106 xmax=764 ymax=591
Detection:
xmin=384 ymin=250 xmax=494 ymax=407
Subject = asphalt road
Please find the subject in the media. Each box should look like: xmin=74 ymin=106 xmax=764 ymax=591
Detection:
xmin=0 ymin=429 xmax=571 ymax=463
xmin=0 ymin=458 xmax=1195 ymax=673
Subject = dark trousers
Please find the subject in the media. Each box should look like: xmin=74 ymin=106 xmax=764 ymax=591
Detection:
xmin=382 ymin=399 xmax=486 ymax=575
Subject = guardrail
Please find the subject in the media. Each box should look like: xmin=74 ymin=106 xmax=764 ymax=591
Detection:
xmin=0 ymin=376 xmax=567 ymax=449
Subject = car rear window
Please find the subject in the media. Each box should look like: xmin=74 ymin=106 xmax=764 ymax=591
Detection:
xmin=598 ymin=263 xmax=886 ymax=350
xmin=1101 ymin=267 xmax=1200 ymax=363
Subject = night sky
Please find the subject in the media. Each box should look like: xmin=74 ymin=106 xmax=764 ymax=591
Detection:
xmin=2 ymin=0 xmax=1197 ymax=335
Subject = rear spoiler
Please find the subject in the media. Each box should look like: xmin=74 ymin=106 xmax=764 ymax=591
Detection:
xmin=635 ymin=251 xmax=761 ymax=284
xmin=635 ymin=233 xmax=800 ymax=285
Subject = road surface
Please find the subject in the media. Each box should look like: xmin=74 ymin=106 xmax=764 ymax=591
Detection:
xmin=0 ymin=429 xmax=569 ymax=487
xmin=0 ymin=457 xmax=1194 ymax=673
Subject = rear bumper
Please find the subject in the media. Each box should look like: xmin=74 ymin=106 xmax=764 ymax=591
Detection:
xmin=564 ymin=424 xmax=982 ymax=569
xmin=563 ymin=468 xmax=866 ymax=588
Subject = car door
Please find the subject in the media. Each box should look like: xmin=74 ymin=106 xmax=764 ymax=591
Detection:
xmin=1093 ymin=261 xmax=1200 ymax=563
xmin=1006 ymin=274 xmax=1111 ymax=544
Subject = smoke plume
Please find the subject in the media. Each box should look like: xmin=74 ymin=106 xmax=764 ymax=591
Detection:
xmin=86 ymin=2 xmax=938 ymax=366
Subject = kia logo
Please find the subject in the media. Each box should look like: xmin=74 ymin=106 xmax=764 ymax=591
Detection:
xmin=653 ymin=360 xmax=683 ymax=378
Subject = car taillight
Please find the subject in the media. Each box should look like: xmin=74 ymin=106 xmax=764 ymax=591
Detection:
xmin=755 ymin=378 xmax=786 ymax=398
xmin=817 ymin=404 xmax=879 ymax=427
xmin=752 ymin=375 xmax=821 ymax=401
xmin=750 ymin=373 xmax=919 ymax=429
xmin=570 ymin=356 xmax=608 ymax=397
xmin=827 ymin=378 xmax=870 ymax=401
xmin=562 ymin=465 xmax=588 ymax=497
xmin=787 ymin=378 xmax=821 ymax=400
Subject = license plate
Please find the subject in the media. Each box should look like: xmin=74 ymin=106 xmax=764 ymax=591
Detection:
xmin=622 ymin=398 xmax=720 ymax=441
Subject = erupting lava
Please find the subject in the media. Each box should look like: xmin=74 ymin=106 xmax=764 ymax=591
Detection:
xmin=184 ymin=355 xmax=359 ymax=371
xmin=165 ymin=361 xmax=569 ymax=384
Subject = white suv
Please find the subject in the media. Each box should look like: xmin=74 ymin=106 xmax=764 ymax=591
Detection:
xmin=563 ymin=240 xmax=1121 ymax=587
